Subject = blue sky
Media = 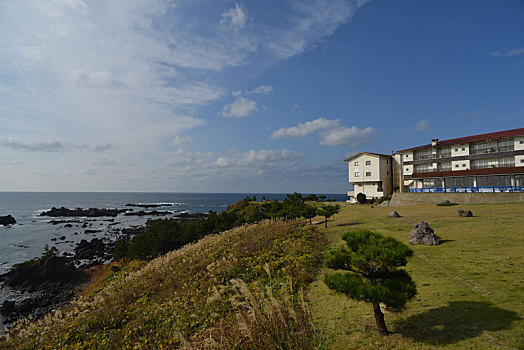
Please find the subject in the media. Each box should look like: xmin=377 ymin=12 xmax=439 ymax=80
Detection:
xmin=0 ymin=0 xmax=523 ymax=193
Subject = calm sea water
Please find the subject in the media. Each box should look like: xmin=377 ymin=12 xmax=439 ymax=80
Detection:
xmin=0 ymin=192 xmax=346 ymax=329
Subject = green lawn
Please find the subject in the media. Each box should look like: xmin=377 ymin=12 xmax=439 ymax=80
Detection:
xmin=309 ymin=202 xmax=524 ymax=349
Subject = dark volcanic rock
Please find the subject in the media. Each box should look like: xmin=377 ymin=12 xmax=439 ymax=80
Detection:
xmin=49 ymin=219 xmax=82 ymax=225
xmin=40 ymin=207 xmax=129 ymax=217
xmin=0 ymin=249 xmax=89 ymax=324
xmin=0 ymin=215 xmax=16 ymax=226
xmin=388 ymin=211 xmax=401 ymax=218
xmin=124 ymin=210 xmax=173 ymax=216
xmin=1 ymin=250 xmax=87 ymax=293
xmin=74 ymin=238 xmax=106 ymax=260
xmin=408 ymin=222 xmax=440 ymax=245
xmin=84 ymin=229 xmax=102 ymax=234
xmin=175 ymin=212 xmax=207 ymax=220
xmin=458 ymin=209 xmax=473 ymax=217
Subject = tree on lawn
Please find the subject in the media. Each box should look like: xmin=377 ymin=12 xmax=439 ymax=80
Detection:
xmin=301 ymin=204 xmax=317 ymax=225
xmin=324 ymin=230 xmax=417 ymax=335
xmin=317 ymin=204 xmax=340 ymax=228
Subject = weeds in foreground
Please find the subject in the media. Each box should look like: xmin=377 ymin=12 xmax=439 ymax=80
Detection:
xmin=203 ymin=278 xmax=322 ymax=349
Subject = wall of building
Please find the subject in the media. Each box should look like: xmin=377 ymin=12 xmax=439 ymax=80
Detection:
xmin=451 ymin=144 xmax=469 ymax=157
xmin=388 ymin=192 xmax=524 ymax=206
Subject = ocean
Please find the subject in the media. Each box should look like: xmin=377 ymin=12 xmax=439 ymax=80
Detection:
xmin=0 ymin=191 xmax=346 ymax=329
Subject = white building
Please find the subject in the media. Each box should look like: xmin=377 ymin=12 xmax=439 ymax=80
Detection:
xmin=344 ymin=152 xmax=393 ymax=203
xmin=396 ymin=128 xmax=524 ymax=192
xmin=345 ymin=128 xmax=524 ymax=200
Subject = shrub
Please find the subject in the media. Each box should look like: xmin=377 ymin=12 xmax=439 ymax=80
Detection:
xmin=356 ymin=193 xmax=367 ymax=204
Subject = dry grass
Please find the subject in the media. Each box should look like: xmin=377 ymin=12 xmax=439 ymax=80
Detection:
xmin=2 ymin=220 xmax=325 ymax=349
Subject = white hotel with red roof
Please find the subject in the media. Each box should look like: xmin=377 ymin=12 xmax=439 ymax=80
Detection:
xmin=345 ymin=128 xmax=524 ymax=203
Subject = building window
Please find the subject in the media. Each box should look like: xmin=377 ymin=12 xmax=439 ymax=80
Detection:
xmin=462 ymin=164 xmax=466 ymax=167
xmin=455 ymin=148 xmax=458 ymax=152
xmin=405 ymin=154 xmax=409 ymax=158
xmin=354 ymin=172 xmax=360 ymax=177
xmin=521 ymin=159 xmax=524 ymax=163
xmin=405 ymin=168 xmax=409 ymax=172
xmin=462 ymin=147 xmax=465 ymax=151
xmin=366 ymin=172 xmax=371 ymax=177
xmin=520 ymin=140 xmax=524 ymax=144
xmin=365 ymin=160 xmax=371 ymax=165
xmin=455 ymin=164 xmax=459 ymax=168
xmin=386 ymin=171 xmax=389 ymax=175
xmin=354 ymin=161 xmax=359 ymax=166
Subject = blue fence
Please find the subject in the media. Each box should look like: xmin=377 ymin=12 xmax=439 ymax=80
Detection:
xmin=409 ymin=186 xmax=524 ymax=193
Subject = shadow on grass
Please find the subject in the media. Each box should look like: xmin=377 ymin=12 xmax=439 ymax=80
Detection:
xmin=394 ymin=301 xmax=521 ymax=345
xmin=337 ymin=222 xmax=362 ymax=227
xmin=438 ymin=239 xmax=455 ymax=244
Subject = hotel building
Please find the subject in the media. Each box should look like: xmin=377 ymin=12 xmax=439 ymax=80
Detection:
xmin=345 ymin=128 xmax=524 ymax=201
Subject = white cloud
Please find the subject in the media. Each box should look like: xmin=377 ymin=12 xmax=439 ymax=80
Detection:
xmin=170 ymin=135 xmax=193 ymax=148
xmin=319 ymin=126 xmax=377 ymax=147
xmin=0 ymin=136 xmax=112 ymax=153
xmin=246 ymin=85 xmax=273 ymax=95
xmin=491 ymin=48 xmax=524 ymax=57
xmin=222 ymin=97 xmax=258 ymax=118
xmin=413 ymin=119 xmax=430 ymax=132
xmin=220 ymin=3 xmax=248 ymax=31
xmin=291 ymin=104 xmax=300 ymax=111
xmin=266 ymin=0 xmax=364 ymax=59
xmin=72 ymin=69 xmax=125 ymax=89
xmin=232 ymin=90 xmax=242 ymax=97
xmin=271 ymin=118 xmax=340 ymax=138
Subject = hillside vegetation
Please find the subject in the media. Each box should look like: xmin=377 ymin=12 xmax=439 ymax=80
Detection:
xmin=2 ymin=221 xmax=324 ymax=349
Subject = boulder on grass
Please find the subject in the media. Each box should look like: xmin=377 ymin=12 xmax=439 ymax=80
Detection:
xmin=458 ymin=209 xmax=473 ymax=217
xmin=389 ymin=211 xmax=401 ymax=218
xmin=408 ymin=222 xmax=440 ymax=245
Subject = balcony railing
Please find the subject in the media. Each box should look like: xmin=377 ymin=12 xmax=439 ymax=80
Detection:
xmin=414 ymin=153 xmax=452 ymax=161
xmin=409 ymin=186 xmax=523 ymax=193
xmin=470 ymin=162 xmax=515 ymax=170
xmin=469 ymin=145 xmax=514 ymax=155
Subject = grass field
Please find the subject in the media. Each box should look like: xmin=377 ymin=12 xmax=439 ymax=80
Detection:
xmin=309 ymin=201 xmax=524 ymax=349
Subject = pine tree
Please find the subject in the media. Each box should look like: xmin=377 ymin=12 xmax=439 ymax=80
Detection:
xmin=317 ymin=204 xmax=340 ymax=228
xmin=324 ymin=230 xmax=417 ymax=335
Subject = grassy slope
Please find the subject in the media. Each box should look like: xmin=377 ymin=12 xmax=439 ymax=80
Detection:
xmin=309 ymin=202 xmax=524 ymax=349
xmin=2 ymin=221 xmax=324 ymax=349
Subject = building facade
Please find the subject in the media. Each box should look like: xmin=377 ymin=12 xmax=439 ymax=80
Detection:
xmin=345 ymin=152 xmax=393 ymax=203
xmin=397 ymin=128 xmax=524 ymax=192
xmin=345 ymin=128 xmax=524 ymax=199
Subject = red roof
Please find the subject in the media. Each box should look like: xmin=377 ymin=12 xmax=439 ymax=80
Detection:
xmin=397 ymin=128 xmax=524 ymax=153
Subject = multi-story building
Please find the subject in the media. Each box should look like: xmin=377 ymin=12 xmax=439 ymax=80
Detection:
xmin=397 ymin=128 xmax=524 ymax=192
xmin=344 ymin=152 xmax=393 ymax=203
xmin=345 ymin=128 xmax=524 ymax=199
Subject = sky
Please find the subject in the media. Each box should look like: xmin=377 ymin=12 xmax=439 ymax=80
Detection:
xmin=0 ymin=0 xmax=523 ymax=193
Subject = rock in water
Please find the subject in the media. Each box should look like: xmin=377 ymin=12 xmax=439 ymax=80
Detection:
xmin=458 ymin=209 xmax=473 ymax=217
xmin=408 ymin=222 xmax=440 ymax=245
xmin=0 ymin=215 xmax=16 ymax=226
xmin=389 ymin=211 xmax=401 ymax=218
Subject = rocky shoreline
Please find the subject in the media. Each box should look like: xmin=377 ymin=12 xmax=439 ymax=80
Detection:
xmin=1 ymin=206 xmax=207 ymax=329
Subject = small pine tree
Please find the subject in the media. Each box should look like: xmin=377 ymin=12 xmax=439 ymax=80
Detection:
xmin=301 ymin=204 xmax=317 ymax=225
xmin=317 ymin=204 xmax=340 ymax=228
xmin=324 ymin=230 xmax=417 ymax=335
